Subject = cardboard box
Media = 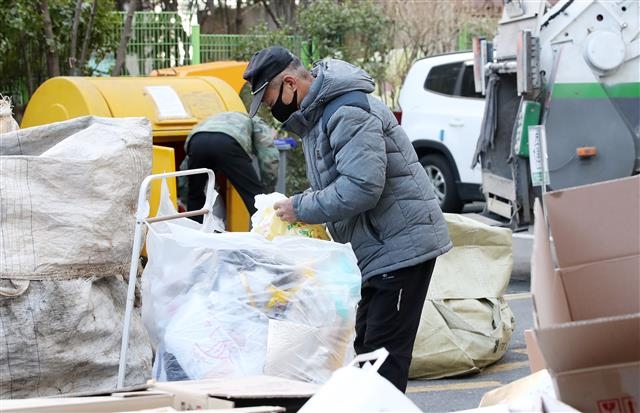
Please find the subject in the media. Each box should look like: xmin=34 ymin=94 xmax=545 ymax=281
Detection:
xmin=152 ymin=375 xmax=318 ymax=411
xmin=0 ymin=390 xmax=174 ymax=413
xmin=531 ymin=175 xmax=640 ymax=413
xmin=523 ymin=329 xmax=545 ymax=373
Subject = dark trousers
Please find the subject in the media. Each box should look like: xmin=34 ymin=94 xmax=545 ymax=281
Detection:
xmin=354 ymin=258 xmax=437 ymax=392
xmin=186 ymin=131 xmax=264 ymax=222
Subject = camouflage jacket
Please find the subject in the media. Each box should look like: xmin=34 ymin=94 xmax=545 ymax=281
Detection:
xmin=183 ymin=111 xmax=279 ymax=190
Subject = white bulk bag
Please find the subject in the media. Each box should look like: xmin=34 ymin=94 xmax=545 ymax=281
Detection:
xmin=0 ymin=116 xmax=154 ymax=397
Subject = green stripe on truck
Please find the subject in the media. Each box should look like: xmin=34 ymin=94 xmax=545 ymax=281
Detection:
xmin=552 ymin=82 xmax=640 ymax=99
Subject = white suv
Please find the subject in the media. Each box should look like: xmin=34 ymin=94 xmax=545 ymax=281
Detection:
xmin=398 ymin=51 xmax=485 ymax=212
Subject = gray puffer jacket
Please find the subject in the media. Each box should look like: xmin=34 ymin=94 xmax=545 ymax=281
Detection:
xmin=283 ymin=59 xmax=452 ymax=281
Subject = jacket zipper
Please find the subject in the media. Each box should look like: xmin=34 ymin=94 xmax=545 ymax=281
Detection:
xmin=305 ymin=134 xmax=323 ymax=190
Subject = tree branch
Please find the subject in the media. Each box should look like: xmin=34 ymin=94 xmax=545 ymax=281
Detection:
xmin=259 ymin=0 xmax=281 ymax=29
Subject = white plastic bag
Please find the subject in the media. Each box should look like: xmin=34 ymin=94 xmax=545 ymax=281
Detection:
xmin=141 ymin=206 xmax=361 ymax=383
xmin=298 ymin=348 xmax=422 ymax=413
xmin=164 ymin=289 xmax=268 ymax=379
xmin=156 ymin=174 xmax=225 ymax=234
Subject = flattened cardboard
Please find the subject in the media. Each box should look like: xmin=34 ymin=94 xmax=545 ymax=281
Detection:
xmin=206 ymin=408 xmax=285 ymax=413
xmin=465 ymin=370 xmax=579 ymax=412
xmin=152 ymin=375 xmax=318 ymax=411
xmin=119 ymin=407 xmax=285 ymax=413
xmin=543 ymin=175 xmax=640 ymax=268
xmin=0 ymin=391 xmax=173 ymax=413
xmin=478 ymin=369 xmax=554 ymax=407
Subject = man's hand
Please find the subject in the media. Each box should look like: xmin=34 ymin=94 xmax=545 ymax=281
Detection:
xmin=273 ymin=198 xmax=297 ymax=223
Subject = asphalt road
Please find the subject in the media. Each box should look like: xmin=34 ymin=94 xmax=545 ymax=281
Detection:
xmin=405 ymin=210 xmax=535 ymax=412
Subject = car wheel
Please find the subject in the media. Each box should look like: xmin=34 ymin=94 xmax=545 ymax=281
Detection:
xmin=421 ymin=154 xmax=463 ymax=213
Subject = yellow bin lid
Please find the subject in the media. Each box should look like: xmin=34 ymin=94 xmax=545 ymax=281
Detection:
xmin=149 ymin=61 xmax=249 ymax=94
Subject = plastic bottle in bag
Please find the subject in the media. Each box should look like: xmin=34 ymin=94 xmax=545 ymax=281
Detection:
xmin=0 ymin=94 xmax=20 ymax=135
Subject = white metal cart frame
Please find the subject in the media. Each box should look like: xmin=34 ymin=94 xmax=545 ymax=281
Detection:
xmin=117 ymin=168 xmax=216 ymax=388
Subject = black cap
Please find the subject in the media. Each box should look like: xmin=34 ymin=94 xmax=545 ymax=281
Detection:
xmin=243 ymin=46 xmax=294 ymax=117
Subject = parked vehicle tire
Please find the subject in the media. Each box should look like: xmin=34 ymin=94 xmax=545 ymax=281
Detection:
xmin=421 ymin=154 xmax=463 ymax=213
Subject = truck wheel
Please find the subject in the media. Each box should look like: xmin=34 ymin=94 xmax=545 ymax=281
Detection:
xmin=421 ymin=154 xmax=463 ymax=213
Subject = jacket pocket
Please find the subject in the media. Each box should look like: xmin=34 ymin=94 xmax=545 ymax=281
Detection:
xmin=361 ymin=213 xmax=382 ymax=244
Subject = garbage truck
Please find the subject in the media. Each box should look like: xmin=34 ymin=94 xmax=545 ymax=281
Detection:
xmin=472 ymin=0 xmax=639 ymax=227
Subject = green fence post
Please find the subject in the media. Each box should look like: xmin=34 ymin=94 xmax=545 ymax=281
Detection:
xmin=299 ymin=38 xmax=318 ymax=68
xmin=300 ymin=39 xmax=310 ymax=67
xmin=191 ymin=24 xmax=201 ymax=65
xmin=457 ymin=24 xmax=469 ymax=50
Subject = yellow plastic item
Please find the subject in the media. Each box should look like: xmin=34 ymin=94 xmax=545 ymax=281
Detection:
xmin=20 ymin=76 xmax=251 ymax=231
xmin=226 ymin=181 xmax=251 ymax=232
xmin=149 ymin=61 xmax=249 ymax=94
xmin=251 ymin=193 xmax=331 ymax=241
xmin=271 ymin=219 xmax=331 ymax=240
xmin=151 ymin=145 xmax=177 ymax=217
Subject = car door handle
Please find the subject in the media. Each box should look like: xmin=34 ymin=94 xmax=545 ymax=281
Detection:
xmin=449 ymin=118 xmax=464 ymax=127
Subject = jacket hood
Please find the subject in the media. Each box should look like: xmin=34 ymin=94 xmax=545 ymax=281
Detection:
xmin=282 ymin=59 xmax=375 ymax=135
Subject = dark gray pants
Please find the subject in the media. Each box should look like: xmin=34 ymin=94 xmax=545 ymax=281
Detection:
xmin=354 ymin=258 xmax=436 ymax=392
xmin=186 ymin=131 xmax=263 ymax=222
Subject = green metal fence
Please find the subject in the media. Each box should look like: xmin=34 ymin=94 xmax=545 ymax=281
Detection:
xmin=112 ymin=11 xmax=314 ymax=72
xmin=197 ymin=33 xmax=310 ymax=64
xmin=113 ymin=11 xmax=192 ymax=75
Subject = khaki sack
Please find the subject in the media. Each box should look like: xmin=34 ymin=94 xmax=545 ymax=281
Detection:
xmin=410 ymin=213 xmax=515 ymax=379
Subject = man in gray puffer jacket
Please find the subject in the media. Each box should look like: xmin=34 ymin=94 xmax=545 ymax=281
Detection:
xmin=243 ymin=46 xmax=452 ymax=392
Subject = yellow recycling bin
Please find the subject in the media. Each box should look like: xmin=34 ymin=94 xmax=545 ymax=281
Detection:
xmin=21 ymin=75 xmax=251 ymax=231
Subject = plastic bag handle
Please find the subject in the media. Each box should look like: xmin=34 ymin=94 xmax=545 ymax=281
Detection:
xmin=350 ymin=348 xmax=389 ymax=372
xmin=135 ymin=168 xmax=215 ymax=222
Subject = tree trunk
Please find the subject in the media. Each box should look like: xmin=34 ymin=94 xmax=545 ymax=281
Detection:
xmin=69 ymin=0 xmax=84 ymax=75
xmin=217 ymin=0 xmax=230 ymax=34
xmin=161 ymin=0 xmax=177 ymax=11
xmin=235 ymin=0 xmax=242 ymax=33
xmin=78 ymin=0 xmax=99 ymax=74
xmin=273 ymin=0 xmax=295 ymax=27
xmin=112 ymin=0 xmax=138 ymax=76
xmin=39 ymin=0 xmax=61 ymax=77
xmin=260 ymin=0 xmax=280 ymax=29
xmin=23 ymin=40 xmax=36 ymax=96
